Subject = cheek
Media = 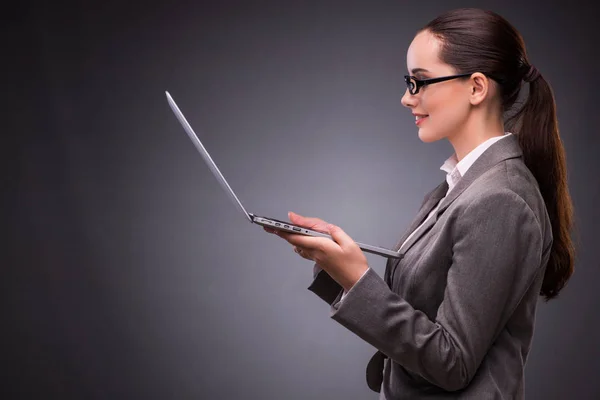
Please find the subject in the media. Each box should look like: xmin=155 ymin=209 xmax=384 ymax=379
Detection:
xmin=420 ymin=90 xmax=468 ymax=138
xmin=435 ymin=103 xmax=468 ymax=127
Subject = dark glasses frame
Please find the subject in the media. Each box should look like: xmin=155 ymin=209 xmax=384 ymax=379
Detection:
xmin=404 ymin=73 xmax=475 ymax=95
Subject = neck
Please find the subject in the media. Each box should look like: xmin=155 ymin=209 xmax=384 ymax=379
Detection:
xmin=448 ymin=110 xmax=505 ymax=161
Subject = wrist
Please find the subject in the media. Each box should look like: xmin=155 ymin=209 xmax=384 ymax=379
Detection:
xmin=340 ymin=264 xmax=369 ymax=292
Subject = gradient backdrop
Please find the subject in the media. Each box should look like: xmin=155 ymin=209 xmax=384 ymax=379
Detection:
xmin=7 ymin=0 xmax=600 ymax=399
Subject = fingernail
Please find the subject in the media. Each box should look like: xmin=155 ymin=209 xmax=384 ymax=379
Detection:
xmin=288 ymin=211 xmax=293 ymax=218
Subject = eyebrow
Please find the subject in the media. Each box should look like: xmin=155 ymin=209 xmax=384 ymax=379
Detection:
xmin=410 ymin=68 xmax=430 ymax=74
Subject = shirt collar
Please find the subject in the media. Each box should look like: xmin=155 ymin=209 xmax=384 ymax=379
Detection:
xmin=440 ymin=132 xmax=513 ymax=192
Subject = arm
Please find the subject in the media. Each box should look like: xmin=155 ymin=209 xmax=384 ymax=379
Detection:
xmin=327 ymin=190 xmax=545 ymax=391
xmin=308 ymin=264 xmax=370 ymax=305
xmin=307 ymin=264 xmax=343 ymax=305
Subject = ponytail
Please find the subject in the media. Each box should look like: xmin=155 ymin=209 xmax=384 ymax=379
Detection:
xmin=506 ymin=70 xmax=575 ymax=301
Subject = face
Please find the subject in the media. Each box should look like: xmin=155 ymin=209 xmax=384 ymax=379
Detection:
xmin=401 ymin=30 xmax=472 ymax=143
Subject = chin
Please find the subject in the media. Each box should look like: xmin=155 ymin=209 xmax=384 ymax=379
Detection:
xmin=418 ymin=128 xmax=444 ymax=143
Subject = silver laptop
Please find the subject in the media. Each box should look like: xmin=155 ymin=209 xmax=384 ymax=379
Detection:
xmin=165 ymin=91 xmax=401 ymax=259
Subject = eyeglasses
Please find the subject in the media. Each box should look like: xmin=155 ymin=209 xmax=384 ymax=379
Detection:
xmin=404 ymin=73 xmax=474 ymax=95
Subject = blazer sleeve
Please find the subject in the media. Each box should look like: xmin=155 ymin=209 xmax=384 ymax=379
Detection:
xmin=326 ymin=189 xmax=547 ymax=392
xmin=307 ymin=264 xmax=344 ymax=306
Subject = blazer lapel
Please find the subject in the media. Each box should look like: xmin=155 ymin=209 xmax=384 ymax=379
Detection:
xmin=385 ymin=134 xmax=524 ymax=286
xmin=384 ymin=180 xmax=448 ymax=285
xmin=436 ymin=134 xmax=523 ymax=216
xmin=397 ymin=210 xmax=438 ymax=255
xmin=394 ymin=181 xmax=449 ymax=252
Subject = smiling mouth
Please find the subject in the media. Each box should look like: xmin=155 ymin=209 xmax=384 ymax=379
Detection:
xmin=415 ymin=115 xmax=429 ymax=125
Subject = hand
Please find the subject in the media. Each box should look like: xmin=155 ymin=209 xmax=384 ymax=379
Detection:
xmin=264 ymin=212 xmax=369 ymax=292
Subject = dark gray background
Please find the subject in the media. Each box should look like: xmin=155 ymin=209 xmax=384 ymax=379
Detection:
xmin=6 ymin=0 xmax=599 ymax=399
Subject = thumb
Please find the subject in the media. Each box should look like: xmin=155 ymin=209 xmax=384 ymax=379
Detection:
xmin=289 ymin=212 xmax=329 ymax=232
xmin=327 ymin=224 xmax=353 ymax=247
xmin=288 ymin=211 xmax=304 ymax=224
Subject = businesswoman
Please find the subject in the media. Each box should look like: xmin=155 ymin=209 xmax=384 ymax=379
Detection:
xmin=265 ymin=8 xmax=574 ymax=399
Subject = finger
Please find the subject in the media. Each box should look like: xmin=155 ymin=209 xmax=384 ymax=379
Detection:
xmin=327 ymin=224 xmax=354 ymax=247
xmin=288 ymin=212 xmax=330 ymax=233
xmin=279 ymin=231 xmax=324 ymax=248
xmin=294 ymin=246 xmax=314 ymax=261
xmin=286 ymin=236 xmax=341 ymax=261
xmin=264 ymin=227 xmax=291 ymax=237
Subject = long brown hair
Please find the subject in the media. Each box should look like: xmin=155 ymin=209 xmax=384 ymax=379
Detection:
xmin=422 ymin=8 xmax=575 ymax=301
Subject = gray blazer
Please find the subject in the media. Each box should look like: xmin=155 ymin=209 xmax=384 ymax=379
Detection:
xmin=308 ymin=134 xmax=553 ymax=399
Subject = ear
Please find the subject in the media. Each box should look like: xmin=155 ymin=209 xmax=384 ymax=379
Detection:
xmin=468 ymin=72 xmax=489 ymax=106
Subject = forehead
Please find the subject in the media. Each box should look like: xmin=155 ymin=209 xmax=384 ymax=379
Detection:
xmin=406 ymin=30 xmax=446 ymax=72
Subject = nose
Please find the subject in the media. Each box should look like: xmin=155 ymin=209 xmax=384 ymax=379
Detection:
xmin=401 ymin=88 xmax=416 ymax=109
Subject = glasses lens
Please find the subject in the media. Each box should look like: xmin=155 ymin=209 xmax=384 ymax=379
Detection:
xmin=405 ymin=76 xmax=416 ymax=94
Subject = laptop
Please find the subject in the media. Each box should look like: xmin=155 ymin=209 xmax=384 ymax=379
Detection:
xmin=165 ymin=91 xmax=401 ymax=259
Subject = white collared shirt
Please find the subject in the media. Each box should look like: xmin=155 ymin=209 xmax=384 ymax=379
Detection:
xmin=340 ymin=132 xmax=513 ymax=301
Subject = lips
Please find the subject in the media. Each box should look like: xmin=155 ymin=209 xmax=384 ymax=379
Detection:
xmin=414 ymin=114 xmax=429 ymax=125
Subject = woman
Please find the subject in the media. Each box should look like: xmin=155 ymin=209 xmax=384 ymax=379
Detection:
xmin=265 ymin=8 xmax=574 ymax=399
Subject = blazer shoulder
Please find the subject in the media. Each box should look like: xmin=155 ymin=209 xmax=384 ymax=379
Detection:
xmin=456 ymin=159 xmax=551 ymax=244
xmin=461 ymin=158 xmax=542 ymax=206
